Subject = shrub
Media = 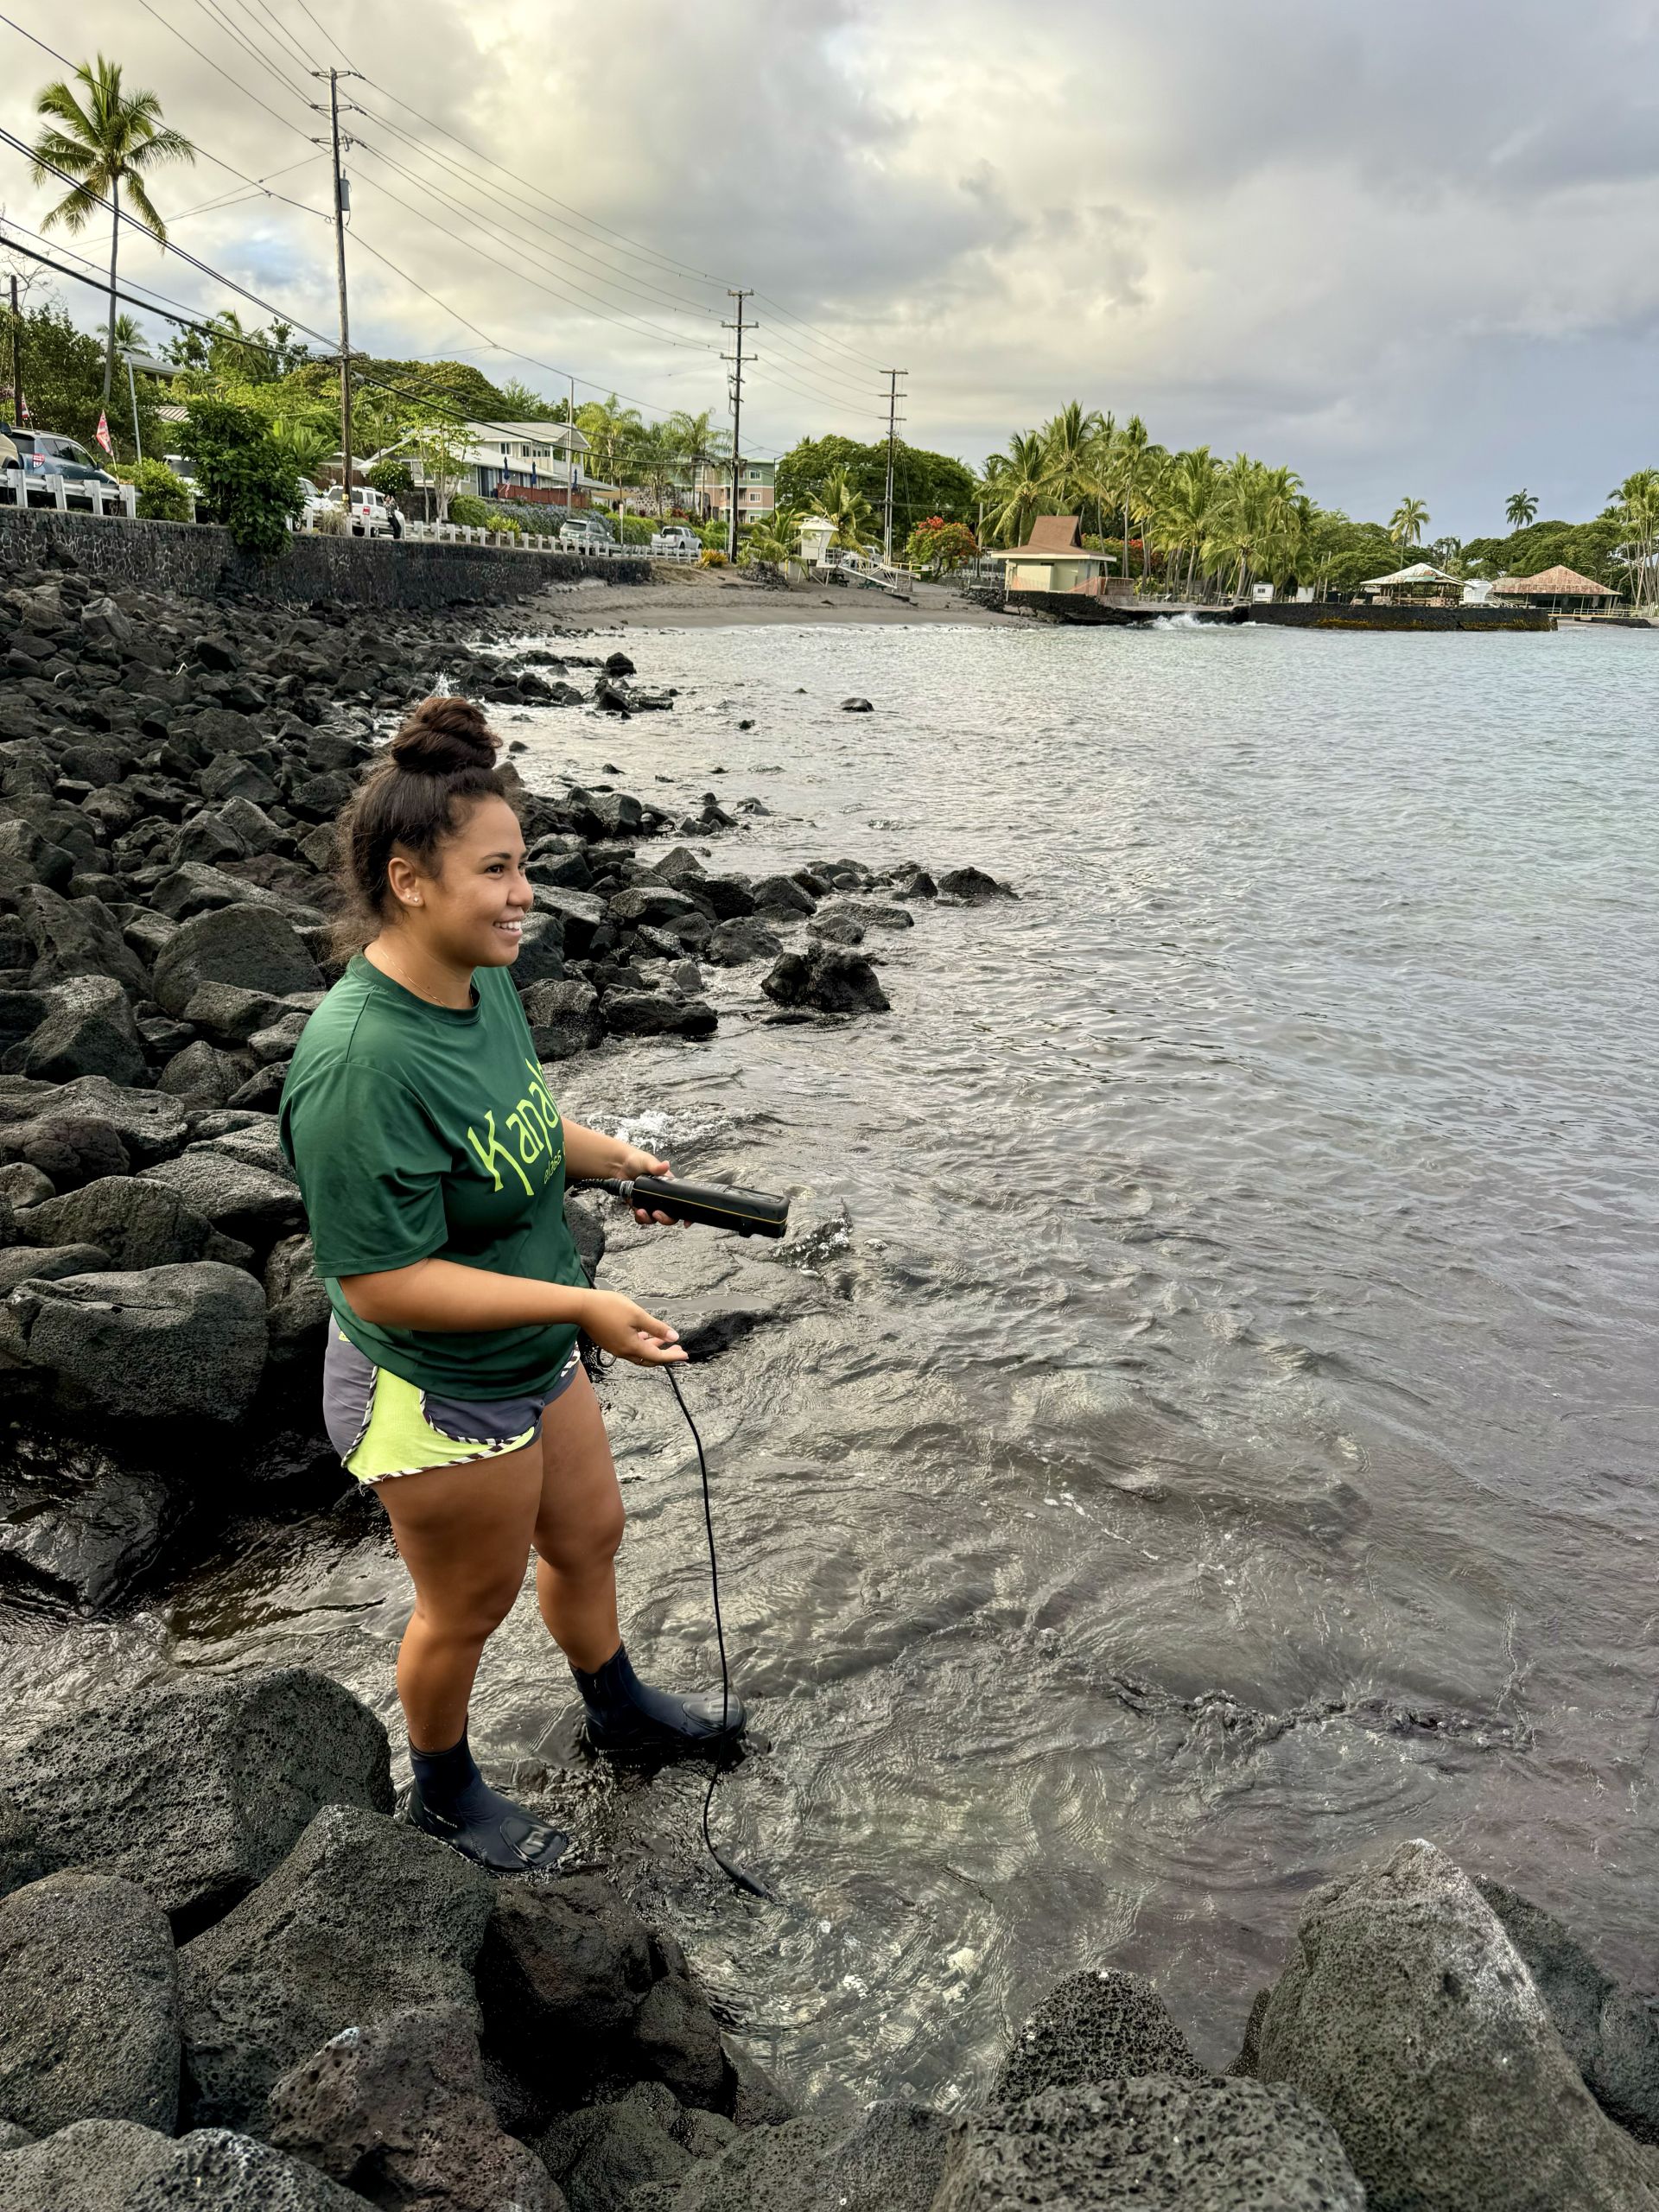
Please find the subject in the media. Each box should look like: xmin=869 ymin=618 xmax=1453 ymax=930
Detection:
xmin=129 ymin=458 xmax=194 ymax=524
xmin=905 ymin=517 xmax=978 ymax=574
xmin=448 ymin=494 xmax=493 ymax=528
xmin=615 ymin=513 xmax=655 ymax=545
xmin=699 ymin=546 xmax=728 ymax=568
xmin=365 ymin=457 xmax=414 ymax=499
xmin=700 ymin=518 xmax=730 ymax=550
xmin=180 ymin=397 xmax=303 ymax=557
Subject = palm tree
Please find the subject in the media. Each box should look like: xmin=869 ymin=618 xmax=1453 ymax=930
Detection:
xmin=810 ymin=467 xmax=875 ymax=554
xmin=575 ymin=393 xmax=644 ymax=490
xmin=112 ymin=310 xmax=147 ymax=354
xmin=1609 ymin=470 xmax=1659 ymax=611
xmin=1155 ymin=447 xmax=1220 ymax=599
xmin=1389 ymin=496 xmax=1429 ymax=549
xmin=31 ymin=54 xmax=195 ymax=407
xmin=981 ymin=429 xmax=1047 ymax=548
xmin=665 ymin=407 xmax=731 ymax=516
xmin=1039 ymin=400 xmax=1104 ymax=517
xmin=1111 ymin=415 xmax=1164 ymax=578
xmin=1505 ymin=490 xmax=1538 ymax=530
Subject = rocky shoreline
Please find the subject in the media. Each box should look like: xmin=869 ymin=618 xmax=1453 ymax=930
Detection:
xmin=3 ymin=546 xmax=1658 ymax=2209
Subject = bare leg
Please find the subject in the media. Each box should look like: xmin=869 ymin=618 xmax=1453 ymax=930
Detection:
xmin=530 ymin=1368 xmax=625 ymax=1673
xmin=377 ymin=1441 xmax=545 ymax=1751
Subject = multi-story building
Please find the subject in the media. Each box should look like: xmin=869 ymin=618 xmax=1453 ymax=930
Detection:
xmin=702 ymin=459 xmax=776 ymax=528
xmin=393 ymin=422 xmax=615 ymax=510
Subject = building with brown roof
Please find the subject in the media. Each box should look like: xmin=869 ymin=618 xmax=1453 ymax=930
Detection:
xmin=987 ymin=515 xmax=1120 ymax=596
xmin=1492 ymin=565 xmax=1619 ymax=610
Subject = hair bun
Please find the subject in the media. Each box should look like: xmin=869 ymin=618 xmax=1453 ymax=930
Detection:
xmin=390 ymin=696 xmax=499 ymax=775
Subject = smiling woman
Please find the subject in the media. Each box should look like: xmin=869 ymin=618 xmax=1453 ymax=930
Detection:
xmin=277 ymin=696 xmax=746 ymax=1874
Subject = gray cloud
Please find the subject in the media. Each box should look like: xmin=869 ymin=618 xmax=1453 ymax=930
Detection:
xmin=3 ymin=0 xmax=1657 ymax=531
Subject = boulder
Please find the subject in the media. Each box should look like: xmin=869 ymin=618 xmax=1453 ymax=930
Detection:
xmin=151 ymin=863 xmax=304 ymax=921
xmin=644 ymin=2102 xmax=947 ymax=2212
xmin=13 ymin=976 xmax=145 ymax=1088
xmin=264 ymin=2003 xmax=561 ymax=2212
xmin=0 ymin=1111 xmax=129 ymax=1189
xmin=992 ymin=1969 xmax=1207 ymax=2107
xmin=513 ymin=911 xmax=568 ymax=988
xmin=602 ymin=993 xmax=717 ymax=1041
xmin=532 ymin=887 xmax=606 ymax=958
xmin=1478 ymin=1877 xmax=1659 ymax=2144
xmin=0 ymin=1160 xmax=51 ymax=1207
xmin=931 ymin=2078 xmax=1364 ymax=2212
xmin=0 ymin=1426 xmax=181 ymax=1613
xmin=839 ymin=696 xmax=874 ymax=712
xmin=760 ymin=950 xmax=890 ymax=1015
xmin=556 ymin=2083 xmax=690 ymax=2212
xmin=15 ymin=884 xmax=147 ymax=995
xmin=153 ymin=906 xmax=322 ymax=1018
xmin=11 ymin=1077 xmax=186 ymax=1166
xmin=937 ymin=866 xmax=1014 ymax=902
xmin=158 ymin=1039 xmax=251 ymax=1104
xmin=180 ymin=1804 xmax=493 ymax=2129
xmin=750 ymin=874 xmax=815 ymax=917
xmin=704 ymin=918 xmax=782 ymax=968
xmin=0 ymin=2118 xmax=178 ymax=2211
xmin=1255 ymin=1838 xmax=1659 ymax=2211
xmin=475 ymin=1875 xmax=657 ymax=2082
xmin=817 ymin=898 xmax=912 ymax=933
xmin=0 ymin=1669 xmax=392 ymax=1936
xmin=609 ymin=887 xmax=705 ymax=930
xmin=0 ymin=1243 xmax=111 ymax=1295
xmin=142 ymin=1151 xmax=305 ymax=1249
xmin=250 ymin=1010 xmax=313 ymax=1065
xmin=0 ymin=1872 xmax=179 ymax=2136
xmin=16 ymin=1177 xmax=217 ymax=1270
xmin=127 ymin=2129 xmax=375 ymax=2209
xmin=523 ymin=978 xmax=605 ymax=1060
xmin=264 ymin=1234 xmax=331 ymax=1370
xmin=0 ymin=991 xmax=46 ymax=1051
xmin=804 ymin=911 xmax=863 ymax=949
xmin=180 ymin=982 xmax=289 ymax=1047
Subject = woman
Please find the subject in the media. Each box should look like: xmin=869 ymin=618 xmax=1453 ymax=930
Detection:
xmin=280 ymin=696 xmax=744 ymax=1874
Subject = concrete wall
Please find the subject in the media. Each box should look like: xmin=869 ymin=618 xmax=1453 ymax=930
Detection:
xmin=0 ymin=508 xmax=651 ymax=606
xmin=1245 ymin=601 xmax=1554 ymax=632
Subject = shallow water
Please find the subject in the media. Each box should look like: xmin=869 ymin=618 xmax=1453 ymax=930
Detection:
xmin=16 ymin=618 xmax=1659 ymax=2109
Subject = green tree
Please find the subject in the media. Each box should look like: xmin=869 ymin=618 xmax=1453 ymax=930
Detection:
xmin=30 ymin=54 xmax=195 ymax=406
xmin=0 ymin=296 xmax=161 ymax=459
xmin=665 ymin=407 xmax=731 ymax=513
xmin=1389 ymin=495 xmax=1429 ymax=548
xmin=365 ymin=456 xmax=415 ymax=500
xmin=575 ymin=392 xmax=645 ymax=487
xmin=180 ymin=395 xmax=302 ymax=556
xmin=981 ymin=429 xmax=1048 ymax=548
xmin=809 ymin=466 xmax=875 ymax=553
xmin=128 ymin=455 xmax=192 ymax=521
xmin=1039 ymin=400 xmax=1105 ymax=518
xmin=1504 ymin=489 xmax=1539 ymax=529
xmin=495 ymin=377 xmax=558 ymax=418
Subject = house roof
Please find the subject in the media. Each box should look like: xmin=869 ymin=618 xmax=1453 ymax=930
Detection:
xmin=1493 ymin=564 xmax=1616 ymax=597
xmin=1359 ymin=561 xmax=1458 ymax=588
xmin=988 ymin=514 xmax=1113 ymax=563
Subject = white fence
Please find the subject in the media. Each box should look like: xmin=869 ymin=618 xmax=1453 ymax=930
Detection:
xmin=1 ymin=472 xmax=138 ymax=519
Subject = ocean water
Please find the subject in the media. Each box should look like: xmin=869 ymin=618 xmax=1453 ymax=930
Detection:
xmin=15 ymin=617 xmax=1659 ymax=2110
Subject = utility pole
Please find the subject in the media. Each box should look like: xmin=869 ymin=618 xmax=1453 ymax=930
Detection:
xmin=9 ymin=274 xmax=20 ymax=426
xmin=311 ymin=68 xmax=362 ymax=502
xmin=567 ymin=374 xmax=576 ymax=512
xmin=881 ymin=368 xmax=906 ymax=565
xmin=721 ymin=289 xmax=753 ymax=562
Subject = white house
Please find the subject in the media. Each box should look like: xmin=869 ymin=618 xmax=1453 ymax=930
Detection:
xmin=396 ymin=421 xmax=615 ymax=509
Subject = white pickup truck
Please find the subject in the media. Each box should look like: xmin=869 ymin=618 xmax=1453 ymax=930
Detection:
xmin=651 ymin=524 xmax=700 ymax=556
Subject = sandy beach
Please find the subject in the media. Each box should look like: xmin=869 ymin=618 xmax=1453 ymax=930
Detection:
xmin=542 ymin=563 xmax=1019 ymax=631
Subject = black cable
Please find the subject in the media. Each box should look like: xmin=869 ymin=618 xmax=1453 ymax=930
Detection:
xmin=661 ymin=1363 xmax=772 ymax=1901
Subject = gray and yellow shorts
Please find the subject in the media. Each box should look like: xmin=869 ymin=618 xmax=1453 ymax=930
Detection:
xmin=322 ymin=1325 xmax=582 ymax=1484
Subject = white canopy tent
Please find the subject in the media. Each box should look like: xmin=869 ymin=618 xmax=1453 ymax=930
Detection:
xmin=1358 ymin=561 xmax=1459 ymax=594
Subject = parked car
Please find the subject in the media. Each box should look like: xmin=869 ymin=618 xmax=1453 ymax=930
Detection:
xmin=559 ymin=515 xmax=615 ymax=550
xmin=651 ymin=524 xmax=699 ymax=554
xmin=339 ymin=484 xmax=393 ymax=537
xmin=3 ymin=426 xmax=122 ymax=508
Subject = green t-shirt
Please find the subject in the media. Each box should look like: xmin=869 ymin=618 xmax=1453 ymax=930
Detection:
xmin=278 ymin=956 xmax=588 ymax=1395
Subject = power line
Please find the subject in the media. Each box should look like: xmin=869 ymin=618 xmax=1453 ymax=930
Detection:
xmin=130 ymin=0 xmax=314 ymax=138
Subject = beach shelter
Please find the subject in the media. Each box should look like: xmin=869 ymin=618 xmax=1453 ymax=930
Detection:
xmin=986 ymin=516 xmax=1117 ymax=595
xmin=1357 ymin=561 xmax=1459 ymax=601
xmin=1492 ymin=565 xmax=1619 ymax=613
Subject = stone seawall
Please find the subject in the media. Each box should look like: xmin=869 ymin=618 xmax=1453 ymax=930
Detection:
xmin=0 ymin=509 xmax=650 ymax=606
xmin=1245 ymin=601 xmax=1554 ymax=632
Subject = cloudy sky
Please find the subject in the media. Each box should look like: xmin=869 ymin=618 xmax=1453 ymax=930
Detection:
xmin=3 ymin=0 xmax=1656 ymax=534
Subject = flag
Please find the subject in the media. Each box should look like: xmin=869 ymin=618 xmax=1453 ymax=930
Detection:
xmin=94 ymin=412 xmax=113 ymax=454
xmin=18 ymin=391 xmax=30 ymax=423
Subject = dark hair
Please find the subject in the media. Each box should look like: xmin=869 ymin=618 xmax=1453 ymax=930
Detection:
xmin=330 ymin=696 xmax=515 ymax=954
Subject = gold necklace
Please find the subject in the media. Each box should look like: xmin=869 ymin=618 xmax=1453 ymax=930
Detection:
xmin=370 ymin=944 xmax=466 ymax=1009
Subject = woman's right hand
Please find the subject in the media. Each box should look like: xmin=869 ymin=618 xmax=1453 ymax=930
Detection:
xmin=580 ymin=1289 xmax=688 ymax=1365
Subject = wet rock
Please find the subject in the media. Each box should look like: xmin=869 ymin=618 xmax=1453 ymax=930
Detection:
xmin=15 ymin=1176 xmax=217 ymax=1270
xmin=0 ymin=1669 xmax=392 ymax=1936
xmin=992 ymin=1968 xmax=1208 ymax=2107
xmin=0 ymin=1872 xmax=179 ymax=2135
xmin=937 ymin=866 xmax=1014 ymax=902
xmin=475 ymin=1875 xmax=657 ymax=2085
xmin=603 ymin=993 xmax=717 ymax=1040
xmin=604 ymin=650 xmax=637 ymax=676
xmin=648 ymin=2103 xmax=946 ymax=2212
xmin=141 ymin=1150 xmax=305 ymax=1249
xmin=818 ymin=898 xmax=912 ymax=933
xmin=610 ymin=887 xmax=705 ymax=930
xmin=1477 ymin=1877 xmax=1659 ymax=2144
xmin=11 ymin=976 xmax=145 ymax=1087
xmin=532 ymin=887 xmax=606 ymax=958
xmin=804 ymin=910 xmax=863 ymax=948
xmin=704 ymin=918 xmax=782 ymax=968
xmin=1255 ymin=1837 xmax=1659 ymax=2211
xmin=761 ymin=949 xmax=890 ymax=1015
xmin=153 ymin=905 xmax=323 ymax=1018
xmin=631 ymin=1971 xmax=730 ymax=2109
xmin=180 ymin=1804 xmax=493 ymax=2130
xmin=560 ymin=2083 xmax=690 ymax=2212
xmin=1225 ymin=1986 xmax=1271 ymax=2077
xmin=932 ymin=2077 xmax=1364 ymax=2212
xmin=750 ymin=874 xmax=815 ymax=918
xmin=264 ymin=2002 xmax=560 ymax=2212
xmin=839 ymin=696 xmax=874 ymax=712
xmin=0 ymin=1426 xmax=181 ymax=1613
xmin=523 ymin=978 xmax=606 ymax=1059
xmin=696 ymin=875 xmax=757 ymax=922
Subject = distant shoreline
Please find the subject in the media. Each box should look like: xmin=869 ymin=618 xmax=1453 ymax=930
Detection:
xmin=546 ymin=569 xmax=1020 ymax=632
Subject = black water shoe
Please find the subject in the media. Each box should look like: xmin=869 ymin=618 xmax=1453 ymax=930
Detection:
xmin=404 ymin=1732 xmax=569 ymax=1873
xmin=574 ymin=1643 xmax=746 ymax=1759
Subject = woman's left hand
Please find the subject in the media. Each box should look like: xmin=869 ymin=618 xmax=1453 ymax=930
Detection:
xmin=620 ymin=1148 xmax=684 ymax=1227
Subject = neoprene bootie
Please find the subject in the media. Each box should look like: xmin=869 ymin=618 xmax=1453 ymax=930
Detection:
xmin=574 ymin=1642 xmax=746 ymax=1758
xmin=405 ymin=1731 xmax=569 ymax=1873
